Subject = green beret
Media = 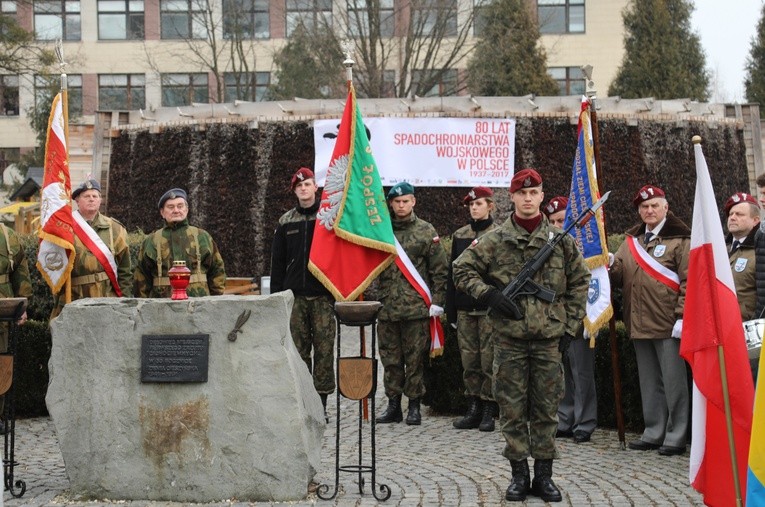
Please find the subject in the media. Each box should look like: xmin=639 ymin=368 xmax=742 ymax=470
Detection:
xmin=387 ymin=182 xmax=415 ymax=200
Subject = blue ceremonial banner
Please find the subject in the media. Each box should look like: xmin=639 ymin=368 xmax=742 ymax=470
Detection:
xmin=564 ymin=97 xmax=613 ymax=334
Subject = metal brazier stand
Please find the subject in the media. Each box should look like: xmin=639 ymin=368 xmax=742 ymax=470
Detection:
xmin=2 ymin=298 xmax=27 ymax=498
xmin=317 ymin=301 xmax=391 ymax=501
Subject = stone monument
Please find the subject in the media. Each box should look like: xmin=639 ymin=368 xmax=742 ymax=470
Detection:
xmin=46 ymin=292 xmax=325 ymax=502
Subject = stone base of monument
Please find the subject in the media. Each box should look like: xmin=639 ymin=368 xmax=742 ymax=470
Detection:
xmin=46 ymin=292 xmax=324 ymax=502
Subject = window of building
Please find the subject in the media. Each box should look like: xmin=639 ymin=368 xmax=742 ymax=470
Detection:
xmin=224 ymin=72 xmax=271 ymax=102
xmin=98 ymin=0 xmax=144 ymax=40
xmin=286 ymin=0 xmax=332 ymax=36
xmin=34 ymin=1 xmax=81 ymax=41
xmin=549 ymin=66 xmax=585 ymax=95
xmin=411 ymin=68 xmax=457 ymax=97
xmin=348 ymin=0 xmax=394 ymax=38
xmin=35 ymin=74 xmax=83 ymax=117
xmin=412 ymin=0 xmax=457 ymax=37
xmin=0 ymin=148 xmax=19 ymax=173
xmin=473 ymin=0 xmax=489 ymax=36
xmin=223 ymin=0 xmax=269 ymax=39
xmin=160 ymin=0 xmax=206 ymax=39
xmin=98 ymin=74 xmax=145 ymax=110
xmin=161 ymin=73 xmax=209 ymax=106
xmin=1 ymin=1 xmax=17 ymax=13
xmin=538 ymin=0 xmax=584 ymax=34
xmin=0 ymin=75 xmax=19 ymax=116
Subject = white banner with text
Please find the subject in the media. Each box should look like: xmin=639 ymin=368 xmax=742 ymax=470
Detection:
xmin=313 ymin=117 xmax=516 ymax=187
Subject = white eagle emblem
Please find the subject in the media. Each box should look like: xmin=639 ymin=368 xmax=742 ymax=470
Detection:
xmin=316 ymin=155 xmax=350 ymax=230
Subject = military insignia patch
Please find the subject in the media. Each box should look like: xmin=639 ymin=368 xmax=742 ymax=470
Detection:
xmin=735 ymin=258 xmax=748 ymax=272
xmin=433 ymin=236 xmax=440 ymax=243
xmin=588 ymin=278 xmax=600 ymax=304
xmin=470 ymin=238 xmax=479 ymax=248
xmin=653 ymin=245 xmax=666 ymax=257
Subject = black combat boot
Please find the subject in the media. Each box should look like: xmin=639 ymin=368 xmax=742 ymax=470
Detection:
xmin=405 ymin=398 xmax=421 ymax=425
xmin=453 ymin=397 xmax=482 ymax=429
xmin=531 ymin=459 xmax=562 ymax=502
xmin=478 ymin=401 xmax=497 ymax=432
xmin=505 ymin=459 xmax=531 ymax=502
xmin=320 ymin=393 xmax=329 ymax=423
xmin=376 ymin=395 xmax=403 ymax=423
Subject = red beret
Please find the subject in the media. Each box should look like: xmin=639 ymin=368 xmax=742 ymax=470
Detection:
xmin=462 ymin=186 xmax=494 ymax=205
xmin=509 ymin=169 xmax=543 ymax=193
xmin=724 ymin=192 xmax=759 ymax=215
xmin=290 ymin=167 xmax=315 ymax=190
xmin=632 ymin=185 xmax=665 ymax=207
xmin=543 ymin=196 xmax=568 ymax=217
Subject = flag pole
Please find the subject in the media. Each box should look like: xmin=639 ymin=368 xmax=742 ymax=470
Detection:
xmin=582 ymin=65 xmax=626 ymax=449
xmin=692 ymin=135 xmax=744 ymax=506
xmin=55 ymin=40 xmax=73 ymax=305
xmin=342 ymin=44 xmax=370 ymax=421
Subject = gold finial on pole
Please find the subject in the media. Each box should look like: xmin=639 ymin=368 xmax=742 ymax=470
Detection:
xmin=342 ymin=41 xmax=355 ymax=82
xmin=692 ymin=135 xmax=702 ymax=144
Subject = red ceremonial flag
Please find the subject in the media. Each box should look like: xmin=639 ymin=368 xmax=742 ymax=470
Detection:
xmin=308 ymin=83 xmax=396 ymax=301
xmin=37 ymin=91 xmax=75 ymax=293
xmin=680 ymin=138 xmax=755 ymax=507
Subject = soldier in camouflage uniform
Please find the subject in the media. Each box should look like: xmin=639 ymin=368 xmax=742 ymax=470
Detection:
xmin=51 ymin=179 xmax=132 ymax=319
xmin=446 ymin=186 xmax=499 ymax=432
xmin=376 ymin=182 xmax=448 ymax=426
xmin=453 ymin=169 xmax=590 ymax=503
xmin=0 ymin=221 xmax=31 ymax=433
xmin=134 ymin=188 xmax=226 ymax=298
xmin=270 ymin=167 xmax=336 ymax=417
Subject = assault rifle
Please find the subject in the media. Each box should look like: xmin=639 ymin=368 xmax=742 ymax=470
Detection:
xmin=491 ymin=190 xmax=611 ymax=320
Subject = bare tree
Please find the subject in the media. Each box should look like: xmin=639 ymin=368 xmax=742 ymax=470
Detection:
xmin=0 ymin=14 xmax=56 ymax=74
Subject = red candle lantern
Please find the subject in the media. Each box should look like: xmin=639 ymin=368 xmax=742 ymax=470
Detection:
xmin=168 ymin=260 xmax=191 ymax=300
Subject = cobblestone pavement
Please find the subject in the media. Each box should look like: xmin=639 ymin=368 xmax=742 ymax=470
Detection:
xmin=4 ymin=324 xmax=704 ymax=506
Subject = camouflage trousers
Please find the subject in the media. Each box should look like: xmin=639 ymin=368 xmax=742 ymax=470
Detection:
xmin=457 ymin=310 xmax=494 ymax=401
xmin=377 ymin=318 xmax=429 ymax=399
xmin=494 ymin=337 xmax=564 ymax=461
xmin=290 ymin=295 xmax=336 ymax=395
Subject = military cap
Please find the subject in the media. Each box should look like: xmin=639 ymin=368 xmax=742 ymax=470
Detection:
xmin=158 ymin=188 xmax=188 ymax=209
xmin=290 ymin=167 xmax=315 ymax=190
xmin=724 ymin=192 xmax=759 ymax=215
xmin=509 ymin=168 xmax=543 ymax=193
xmin=387 ymin=182 xmax=415 ymax=200
xmin=72 ymin=179 xmax=101 ymax=200
xmin=632 ymin=185 xmax=665 ymax=207
xmin=543 ymin=196 xmax=569 ymax=217
xmin=462 ymin=186 xmax=494 ymax=205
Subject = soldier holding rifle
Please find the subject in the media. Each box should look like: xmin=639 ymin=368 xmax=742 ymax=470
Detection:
xmin=453 ymin=169 xmax=591 ymax=503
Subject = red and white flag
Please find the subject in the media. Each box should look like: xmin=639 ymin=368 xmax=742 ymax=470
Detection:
xmin=680 ymin=139 xmax=755 ymax=507
xmin=36 ymin=91 xmax=75 ymax=293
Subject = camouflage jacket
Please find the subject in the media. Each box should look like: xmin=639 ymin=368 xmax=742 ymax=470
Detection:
xmin=0 ymin=224 xmax=31 ymax=301
xmin=59 ymin=212 xmax=132 ymax=301
xmin=377 ymin=212 xmax=448 ymax=321
xmin=452 ymin=214 xmax=590 ymax=342
xmin=134 ymin=219 xmax=226 ymax=298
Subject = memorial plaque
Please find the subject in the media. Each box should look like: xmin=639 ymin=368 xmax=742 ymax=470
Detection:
xmin=141 ymin=334 xmax=209 ymax=383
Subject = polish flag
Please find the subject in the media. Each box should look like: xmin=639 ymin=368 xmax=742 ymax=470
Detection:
xmin=679 ymin=138 xmax=754 ymax=507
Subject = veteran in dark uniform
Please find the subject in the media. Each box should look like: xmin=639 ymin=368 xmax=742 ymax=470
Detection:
xmin=51 ymin=179 xmax=132 ymax=319
xmin=270 ymin=167 xmax=336 ymax=416
xmin=610 ymin=185 xmax=690 ymax=457
xmin=134 ymin=188 xmax=226 ymax=298
xmin=0 ymin=220 xmax=31 ymax=433
xmin=453 ymin=169 xmax=590 ymax=503
xmin=446 ymin=186 xmax=499 ymax=432
xmin=375 ymin=182 xmax=448 ymax=426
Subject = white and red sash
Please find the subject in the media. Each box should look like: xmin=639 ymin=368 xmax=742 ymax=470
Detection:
xmin=626 ymin=235 xmax=680 ymax=293
xmin=394 ymin=237 xmax=445 ymax=357
xmin=72 ymin=211 xmax=122 ymax=296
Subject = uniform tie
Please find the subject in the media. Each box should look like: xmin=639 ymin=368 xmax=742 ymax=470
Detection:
xmin=644 ymin=232 xmax=654 ymax=245
xmin=731 ymin=239 xmax=740 ymax=253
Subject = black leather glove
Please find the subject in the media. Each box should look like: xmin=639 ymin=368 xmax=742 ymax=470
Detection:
xmin=559 ymin=333 xmax=574 ymax=354
xmin=482 ymin=288 xmax=516 ymax=318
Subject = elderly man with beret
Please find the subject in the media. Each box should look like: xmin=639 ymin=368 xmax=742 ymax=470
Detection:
xmin=610 ymin=185 xmax=690 ymax=457
xmin=51 ymin=178 xmax=132 ymax=318
xmin=270 ymin=167 xmax=336 ymax=418
xmin=453 ymin=171 xmax=590 ymax=503
xmin=543 ymin=196 xmax=598 ymax=445
xmin=134 ymin=188 xmax=226 ymax=298
xmin=447 ymin=186 xmax=499 ymax=432
xmin=375 ymin=181 xmax=448 ymax=426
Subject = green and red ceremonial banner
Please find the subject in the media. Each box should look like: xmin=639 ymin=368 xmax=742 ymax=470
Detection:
xmin=308 ymin=84 xmax=396 ymax=301
xmin=37 ymin=91 xmax=75 ymax=293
